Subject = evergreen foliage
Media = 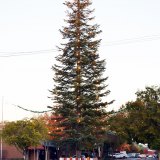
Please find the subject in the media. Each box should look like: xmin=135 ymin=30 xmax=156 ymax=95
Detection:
xmin=50 ymin=0 xmax=112 ymax=151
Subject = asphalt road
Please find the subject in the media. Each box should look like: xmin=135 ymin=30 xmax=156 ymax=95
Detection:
xmin=116 ymin=158 xmax=158 ymax=160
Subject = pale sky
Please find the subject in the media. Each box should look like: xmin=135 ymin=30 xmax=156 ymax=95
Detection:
xmin=0 ymin=0 xmax=160 ymax=121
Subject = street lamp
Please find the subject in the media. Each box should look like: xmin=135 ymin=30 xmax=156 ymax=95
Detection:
xmin=0 ymin=96 xmax=4 ymax=160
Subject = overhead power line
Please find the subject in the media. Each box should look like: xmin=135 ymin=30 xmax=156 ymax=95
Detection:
xmin=0 ymin=49 xmax=57 ymax=57
xmin=0 ymin=34 xmax=160 ymax=57
xmin=104 ymin=34 xmax=160 ymax=46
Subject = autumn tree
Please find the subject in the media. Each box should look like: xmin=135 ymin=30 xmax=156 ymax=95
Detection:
xmin=50 ymin=0 xmax=113 ymax=153
xmin=41 ymin=113 xmax=64 ymax=140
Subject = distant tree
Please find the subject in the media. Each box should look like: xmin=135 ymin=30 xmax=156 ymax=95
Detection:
xmin=130 ymin=143 xmax=141 ymax=153
xmin=108 ymin=110 xmax=130 ymax=144
xmin=118 ymin=143 xmax=131 ymax=152
xmin=2 ymin=118 xmax=48 ymax=160
xmin=109 ymin=86 xmax=160 ymax=150
xmin=135 ymin=86 xmax=160 ymax=149
xmin=50 ymin=0 xmax=113 ymax=154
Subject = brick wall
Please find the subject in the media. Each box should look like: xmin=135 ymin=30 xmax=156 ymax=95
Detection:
xmin=1 ymin=142 xmax=23 ymax=159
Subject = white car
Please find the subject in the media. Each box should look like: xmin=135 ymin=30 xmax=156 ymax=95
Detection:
xmin=112 ymin=152 xmax=128 ymax=159
xmin=139 ymin=154 xmax=146 ymax=158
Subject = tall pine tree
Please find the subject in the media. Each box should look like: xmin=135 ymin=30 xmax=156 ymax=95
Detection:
xmin=50 ymin=0 xmax=113 ymax=152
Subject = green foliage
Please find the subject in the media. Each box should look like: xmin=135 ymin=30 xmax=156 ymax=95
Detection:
xmin=50 ymin=0 xmax=113 ymax=151
xmin=135 ymin=86 xmax=160 ymax=149
xmin=130 ymin=143 xmax=142 ymax=153
xmin=108 ymin=86 xmax=160 ymax=150
xmin=108 ymin=110 xmax=130 ymax=144
xmin=2 ymin=118 xmax=48 ymax=153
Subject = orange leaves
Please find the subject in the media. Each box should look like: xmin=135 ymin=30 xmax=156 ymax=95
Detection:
xmin=41 ymin=113 xmax=65 ymax=140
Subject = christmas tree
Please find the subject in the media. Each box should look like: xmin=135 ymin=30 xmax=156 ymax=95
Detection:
xmin=50 ymin=0 xmax=113 ymax=154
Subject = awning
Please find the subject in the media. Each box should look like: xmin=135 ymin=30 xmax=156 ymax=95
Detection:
xmin=28 ymin=145 xmax=44 ymax=150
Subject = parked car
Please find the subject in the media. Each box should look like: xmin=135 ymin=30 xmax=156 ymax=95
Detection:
xmin=147 ymin=155 xmax=155 ymax=158
xmin=139 ymin=154 xmax=147 ymax=158
xmin=127 ymin=153 xmax=141 ymax=159
xmin=112 ymin=152 xmax=128 ymax=159
xmin=72 ymin=155 xmax=86 ymax=158
xmin=81 ymin=152 xmax=97 ymax=158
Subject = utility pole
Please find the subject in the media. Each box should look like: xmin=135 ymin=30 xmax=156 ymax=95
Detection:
xmin=0 ymin=96 xmax=4 ymax=160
